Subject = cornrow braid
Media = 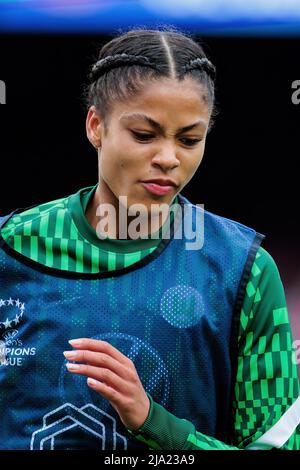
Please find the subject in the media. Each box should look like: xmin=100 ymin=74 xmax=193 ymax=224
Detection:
xmin=82 ymin=29 xmax=219 ymax=134
xmin=89 ymin=53 xmax=160 ymax=83
xmin=183 ymin=57 xmax=216 ymax=82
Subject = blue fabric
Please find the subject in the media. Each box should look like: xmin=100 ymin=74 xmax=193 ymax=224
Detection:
xmin=0 ymin=213 xmax=13 ymax=229
xmin=0 ymin=193 xmax=264 ymax=450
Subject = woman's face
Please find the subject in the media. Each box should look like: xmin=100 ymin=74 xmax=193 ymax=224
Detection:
xmin=86 ymin=77 xmax=212 ymax=212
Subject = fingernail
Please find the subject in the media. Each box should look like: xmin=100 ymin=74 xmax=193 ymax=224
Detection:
xmin=68 ymin=339 xmax=83 ymax=347
xmin=87 ymin=378 xmax=98 ymax=387
xmin=66 ymin=362 xmax=81 ymax=370
xmin=63 ymin=351 xmax=77 ymax=360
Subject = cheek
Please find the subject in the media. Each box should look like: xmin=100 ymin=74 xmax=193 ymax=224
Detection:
xmin=184 ymin=151 xmax=204 ymax=172
xmin=119 ymin=159 xmax=130 ymax=171
xmin=180 ymin=151 xmax=205 ymax=184
xmin=111 ymin=138 xmax=144 ymax=169
xmin=100 ymin=153 xmax=135 ymax=187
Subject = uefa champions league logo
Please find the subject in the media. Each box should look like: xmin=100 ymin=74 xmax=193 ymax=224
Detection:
xmin=0 ymin=80 xmax=6 ymax=104
xmin=0 ymin=298 xmax=36 ymax=367
xmin=0 ymin=298 xmax=25 ymax=365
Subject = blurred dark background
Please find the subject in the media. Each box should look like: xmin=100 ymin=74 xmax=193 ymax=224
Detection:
xmin=0 ymin=33 xmax=299 ymax=345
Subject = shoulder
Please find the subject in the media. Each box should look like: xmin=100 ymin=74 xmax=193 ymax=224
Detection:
xmin=0 ymin=194 xmax=69 ymax=242
xmin=239 ymin=245 xmax=288 ymax=339
xmin=178 ymin=194 xmax=262 ymax=240
xmin=251 ymin=246 xmax=283 ymax=286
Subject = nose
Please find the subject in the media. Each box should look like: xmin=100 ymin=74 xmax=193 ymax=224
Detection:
xmin=151 ymin=142 xmax=180 ymax=171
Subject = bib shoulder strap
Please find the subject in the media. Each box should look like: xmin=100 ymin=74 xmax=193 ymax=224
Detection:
xmin=0 ymin=212 xmax=14 ymax=229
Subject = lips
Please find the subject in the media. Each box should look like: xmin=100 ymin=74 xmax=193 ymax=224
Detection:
xmin=140 ymin=182 xmax=174 ymax=196
xmin=141 ymin=178 xmax=177 ymax=187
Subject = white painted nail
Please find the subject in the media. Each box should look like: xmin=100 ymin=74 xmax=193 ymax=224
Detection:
xmin=63 ymin=351 xmax=77 ymax=360
xmin=66 ymin=362 xmax=81 ymax=370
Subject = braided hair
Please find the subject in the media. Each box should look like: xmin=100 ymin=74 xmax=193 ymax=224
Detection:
xmin=83 ymin=27 xmax=218 ymax=133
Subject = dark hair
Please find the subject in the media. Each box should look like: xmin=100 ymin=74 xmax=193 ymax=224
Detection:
xmin=83 ymin=26 xmax=218 ymax=133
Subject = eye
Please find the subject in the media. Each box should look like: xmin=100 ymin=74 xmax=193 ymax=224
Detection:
xmin=130 ymin=131 xmax=202 ymax=147
xmin=131 ymin=131 xmax=154 ymax=142
xmin=180 ymin=138 xmax=202 ymax=147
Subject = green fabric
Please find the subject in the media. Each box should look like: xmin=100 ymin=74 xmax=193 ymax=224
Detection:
xmin=127 ymin=393 xmax=192 ymax=450
xmin=70 ymin=183 xmax=178 ymax=253
xmin=1 ymin=185 xmax=179 ymax=272
xmin=1 ymin=185 xmax=299 ymax=450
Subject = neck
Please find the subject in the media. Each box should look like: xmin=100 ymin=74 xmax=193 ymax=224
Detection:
xmin=85 ymin=182 xmax=175 ymax=240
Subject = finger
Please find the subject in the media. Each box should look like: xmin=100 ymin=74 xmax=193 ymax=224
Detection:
xmin=68 ymin=338 xmax=131 ymax=367
xmin=65 ymin=362 xmax=130 ymax=394
xmin=86 ymin=378 xmax=121 ymax=406
xmin=63 ymin=350 xmax=134 ymax=381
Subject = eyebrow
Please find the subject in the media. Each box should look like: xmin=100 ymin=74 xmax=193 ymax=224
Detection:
xmin=120 ymin=113 xmax=206 ymax=134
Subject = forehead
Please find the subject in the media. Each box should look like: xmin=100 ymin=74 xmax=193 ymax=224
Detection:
xmin=110 ymin=77 xmax=211 ymax=126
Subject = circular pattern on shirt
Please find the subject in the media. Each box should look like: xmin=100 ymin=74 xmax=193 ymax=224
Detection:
xmin=59 ymin=332 xmax=170 ymax=412
xmin=160 ymin=285 xmax=204 ymax=328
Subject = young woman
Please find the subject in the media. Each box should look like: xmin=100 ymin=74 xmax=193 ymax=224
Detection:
xmin=0 ymin=28 xmax=299 ymax=451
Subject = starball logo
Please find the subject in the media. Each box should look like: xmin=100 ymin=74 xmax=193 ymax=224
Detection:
xmin=0 ymin=80 xmax=6 ymax=104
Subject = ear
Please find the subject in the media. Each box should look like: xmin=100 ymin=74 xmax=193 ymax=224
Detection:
xmin=86 ymin=105 xmax=103 ymax=149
